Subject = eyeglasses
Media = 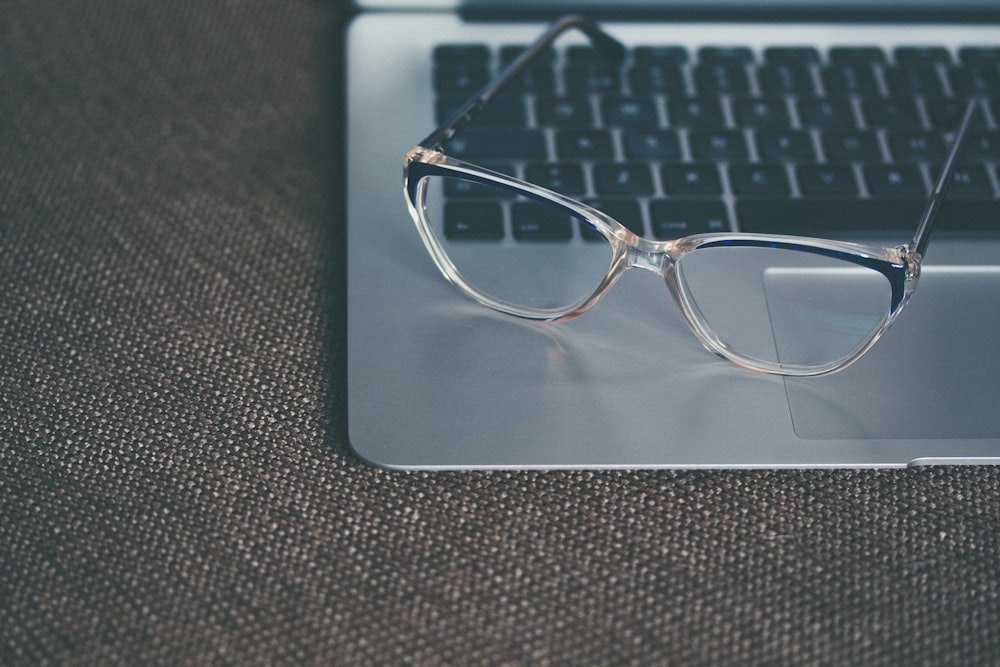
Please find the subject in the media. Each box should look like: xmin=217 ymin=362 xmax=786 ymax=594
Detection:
xmin=403 ymin=15 xmax=977 ymax=377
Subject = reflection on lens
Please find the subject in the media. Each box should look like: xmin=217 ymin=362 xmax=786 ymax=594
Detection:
xmin=676 ymin=245 xmax=892 ymax=369
xmin=421 ymin=174 xmax=614 ymax=313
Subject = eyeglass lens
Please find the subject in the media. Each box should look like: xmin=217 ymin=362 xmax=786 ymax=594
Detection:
xmin=675 ymin=245 xmax=893 ymax=369
xmin=422 ymin=173 xmax=615 ymax=312
xmin=420 ymin=171 xmax=895 ymax=369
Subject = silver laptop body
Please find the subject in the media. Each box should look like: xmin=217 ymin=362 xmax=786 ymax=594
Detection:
xmin=346 ymin=0 xmax=1000 ymax=468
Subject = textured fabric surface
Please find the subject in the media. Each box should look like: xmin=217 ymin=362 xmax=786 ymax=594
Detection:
xmin=3 ymin=1 xmax=1000 ymax=664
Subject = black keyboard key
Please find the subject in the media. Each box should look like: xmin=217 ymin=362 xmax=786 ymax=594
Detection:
xmin=894 ymin=46 xmax=951 ymax=65
xmin=635 ymin=45 xmax=689 ymax=64
xmin=593 ymin=163 xmax=655 ymax=196
xmin=434 ymin=65 xmax=490 ymax=94
xmin=511 ymin=65 xmax=557 ymax=92
xmin=668 ymin=98 xmax=726 ymax=128
xmin=498 ymin=45 xmax=557 ymax=90
xmin=445 ymin=201 xmax=504 ymax=240
xmin=797 ymin=164 xmax=859 ymax=196
xmin=925 ymin=97 xmax=988 ymax=130
xmin=443 ymin=180 xmax=509 ymax=200
xmin=661 ymin=164 xmax=723 ymax=196
xmin=885 ymin=65 xmax=946 ymax=96
xmin=829 ymin=46 xmax=887 ymax=65
xmin=758 ymin=64 xmax=817 ymax=96
xmin=732 ymin=97 xmax=791 ymax=129
xmin=739 ymin=198 xmax=1000 ymax=234
xmin=888 ymin=131 xmax=946 ymax=162
xmin=629 ymin=63 xmax=686 ymax=93
xmin=584 ymin=198 xmax=645 ymax=235
xmin=623 ymin=130 xmax=682 ymax=160
xmin=987 ymin=98 xmax=1000 ymax=128
xmin=693 ymin=63 xmax=751 ymax=94
xmin=798 ymin=98 xmax=857 ymax=129
xmin=863 ymin=97 xmax=922 ymax=128
xmin=434 ymin=44 xmax=490 ymax=66
xmin=436 ymin=95 xmax=526 ymax=125
xmin=698 ymin=46 xmax=754 ymax=64
xmin=536 ymin=97 xmax=593 ymax=127
xmin=649 ymin=199 xmax=730 ymax=238
xmin=958 ymin=47 xmax=1000 ymax=66
xmin=936 ymin=200 xmax=1000 ymax=231
xmin=962 ymin=132 xmax=1000 ymax=161
xmin=602 ymin=96 xmax=659 ymax=127
xmin=764 ymin=46 xmax=820 ymax=65
xmin=511 ymin=201 xmax=573 ymax=241
xmin=524 ymin=163 xmax=586 ymax=195
xmin=444 ymin=164 xmax=516 ymax=198
xmin=565 ymin=63 xmax=622 ymax=93
xmin=822 ymin=64 xmax=880 ymax=95
xmin=500 ymin=44 xmax=555 ymax=66
xmin=689 ymin=130 xmax=749 ymax=161
xmin=949 ymin=65 xmax=1000 ymax=95
xmin=567 ymin=45 xmax=624 ymax=67
xmin=822 ymin=131 xmax=882 ymax=162
xmin=756 ymin=130 xmax=817 ymax=162
xmin=446 ymin=129 xmax=546 ymax=159
xmin=738 ymin=198 xmax=919 ymax=234
xmin=865 ymin=165 xmax=926 ymax=198
xmin=556 ymin=129 xmax=614 ymax=160
xmin=565 ymin=45 xmax=604 ymax=63
xmin=933 ymin=164 xmax=994 ymax=198
xmin=729 ymin=164 xmax=791 ymax=196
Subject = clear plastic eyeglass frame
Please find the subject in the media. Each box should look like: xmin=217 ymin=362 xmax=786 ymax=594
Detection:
xmin=403 ymin=15 xmax=978 ymax=377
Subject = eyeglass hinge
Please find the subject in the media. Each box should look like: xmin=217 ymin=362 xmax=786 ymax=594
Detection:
xmin=899 ymin=244 xmax=922 ymax=282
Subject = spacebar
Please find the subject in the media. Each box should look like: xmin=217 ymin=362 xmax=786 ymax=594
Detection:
xmin=737 ymin=199 xmax=923 ymax=235
xmin=737 ymin=199 xmax=1000 ymax=236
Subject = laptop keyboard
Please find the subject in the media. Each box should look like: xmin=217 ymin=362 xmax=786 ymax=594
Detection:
xmin=433 ymin=40 xmax=1000 ymax=240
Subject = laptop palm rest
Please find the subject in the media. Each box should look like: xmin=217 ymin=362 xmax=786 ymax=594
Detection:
xmin=781 ymin=266 xmax=1000 ymax=440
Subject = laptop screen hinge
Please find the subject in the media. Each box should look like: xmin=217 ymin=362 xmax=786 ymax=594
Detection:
xmin=458 ymin=2 xmax=1000 ymax=24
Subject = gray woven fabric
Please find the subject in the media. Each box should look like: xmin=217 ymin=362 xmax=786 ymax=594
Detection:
xmin=3 ymin=1 xmax=1000 ymax=664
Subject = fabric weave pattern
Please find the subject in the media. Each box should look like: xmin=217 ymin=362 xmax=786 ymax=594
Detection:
xmin=2 ymin=1 xmax=999 ymax=664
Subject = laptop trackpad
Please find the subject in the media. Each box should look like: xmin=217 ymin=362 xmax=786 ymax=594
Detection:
xmin=776 ymin=266 xmax=1000 ymax=440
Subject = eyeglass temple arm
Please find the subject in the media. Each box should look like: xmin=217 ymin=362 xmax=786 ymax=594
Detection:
xmin=911 ymin=98 xmax=978 ymax=257
xmin=418 ymin=14 xmax=626 ymax=151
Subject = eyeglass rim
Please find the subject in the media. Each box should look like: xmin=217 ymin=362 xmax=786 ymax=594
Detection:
xmin=404 ymin=147 xmax=630 ymax=320
xmin=404 ymin=147 xmax=921 ymax=376
xmin=405 ymin=145 xmax=914 ymax=297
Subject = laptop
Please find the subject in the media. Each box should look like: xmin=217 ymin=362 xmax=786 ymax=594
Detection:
xmin=345 ymin=0 xmax=1000 ymax=468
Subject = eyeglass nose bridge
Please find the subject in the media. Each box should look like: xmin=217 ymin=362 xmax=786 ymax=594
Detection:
xmin=624 ymin=237 xmax=676 ymax=277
